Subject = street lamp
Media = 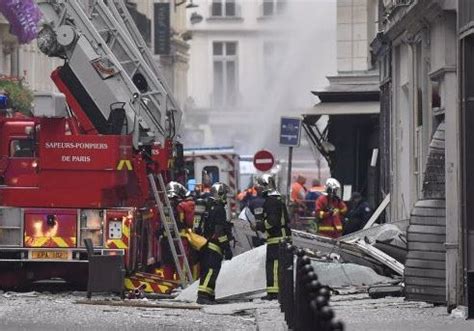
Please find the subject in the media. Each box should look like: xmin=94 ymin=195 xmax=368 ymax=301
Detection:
xmin=190 ymin=12 xmax=203 ymax=24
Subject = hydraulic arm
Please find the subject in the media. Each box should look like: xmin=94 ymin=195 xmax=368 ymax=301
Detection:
xmin=36 ymin=0 xmax=182 ymax=147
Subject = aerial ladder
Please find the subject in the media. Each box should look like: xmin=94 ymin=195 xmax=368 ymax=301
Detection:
xmin=35 ymin=0 xmax=192 ymax=287
xmin=36 ymin=0 xmax=182 ymax=147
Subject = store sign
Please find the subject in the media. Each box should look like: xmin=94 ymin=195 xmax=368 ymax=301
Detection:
xmin=154 ymin=3 xmax=170 ymax=55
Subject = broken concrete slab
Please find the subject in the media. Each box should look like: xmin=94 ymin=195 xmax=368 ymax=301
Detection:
xmin=310 ymin=261 xmax=395 ymax=288
xmin=176 ymin=244 xmax=267 ymax=302
xmin=351 ymin=240 xmax=404 ymax=276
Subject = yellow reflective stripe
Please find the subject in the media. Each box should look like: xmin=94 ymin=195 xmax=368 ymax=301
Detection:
xmin=52 ymin=237 xmax=69 ymax=248
xmin=198 ymin=286 xmax=215 ymax=295
xmin=267 ymin=237 xmax=284 ymax=245
xmin=273 ymin=260 xmax=279 ymax=292
xmin=109 ymin=240 xmax=127 ymax=249
xmin=198 ymin=268 xmax=215 ymax=295
xmin=218 ymin=235 xmax=228 ymax=243
xmin=264 ymin=220 xmax=272 ymax=230
xmin=335 ymin=225 xmax=343 ymax=231
xmin=29 ymin=237 xmax=49 ymax=247
xmin=207 ymin=242 xmax=222 ymax=255
xmin=319 ymin=226 xmax=335 ymax=231
xmin=267 ymin=286 xmax=279 ymax=293
xmin=123 ymin=222 xmax=130 ymax=238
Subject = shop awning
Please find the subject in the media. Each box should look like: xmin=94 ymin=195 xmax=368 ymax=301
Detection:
xmin=307 ymin=101 xmax=380 ymax=116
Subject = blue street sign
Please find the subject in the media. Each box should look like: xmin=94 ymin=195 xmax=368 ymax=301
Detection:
xmin=280 ymin=117 xmax=302 ymax=147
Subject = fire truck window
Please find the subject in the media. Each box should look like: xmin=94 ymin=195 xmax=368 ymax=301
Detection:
xmin=10 ymin=139 xmax=34 ymax=158
xmin=203 ymin=166 xmax=219 ymax=184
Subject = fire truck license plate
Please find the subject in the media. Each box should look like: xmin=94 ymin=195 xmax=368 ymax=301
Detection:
xmin=31 ymin=251 xmax=69 ymax=260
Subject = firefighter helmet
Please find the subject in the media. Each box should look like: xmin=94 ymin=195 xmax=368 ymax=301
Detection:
xmin=166 ymin=181 xmax=186 ymax=199
xmin=256 ymin=174 xmax=280 ymax=196
xmin=325 ymin=178 xmax=341 ymax=197
xmin=210 ymin=182 xmax=229 ymax=201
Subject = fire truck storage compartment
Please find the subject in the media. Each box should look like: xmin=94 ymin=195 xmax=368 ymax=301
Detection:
xmin=24 ymin=209 xmax=77 ymax=248
xmin=79 ymin=209 xmax=105 ymax=247
xmin=0 ymin=208 xmax=22 ymax=246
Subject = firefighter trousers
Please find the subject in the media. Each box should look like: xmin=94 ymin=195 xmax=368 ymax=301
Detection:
xmin=197 ymin=245 xmax=223 ymax=299
xmin=266 ymin=242 xmax=280 ymax=294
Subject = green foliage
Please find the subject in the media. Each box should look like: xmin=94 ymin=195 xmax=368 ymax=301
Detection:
xmin=0 ymin=79 xmax=34 ymax=115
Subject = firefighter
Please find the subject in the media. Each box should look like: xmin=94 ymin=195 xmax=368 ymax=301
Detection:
xmin=179 ymin=189 xmax=201 ymax=278
xmin=251 ymin=174 xmax=291 ymax=300
xmin=343 ymin=192 xmax=372 ymax=235
xmin=315 ymin=178 xmax=347 ymax=239
xmin=161 ymin=181 xmax=190 ymax=280
xmin=236 ymin=184 xmax=257 ymax=209
xmin=197 ymin=182 xmax=233 ymax=305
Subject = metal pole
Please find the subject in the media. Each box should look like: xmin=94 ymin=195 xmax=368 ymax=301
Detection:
xmin=317 ymin=157 xmax=321 ymax=182
xmin=287 ymin=146 xmax=293 ymax=198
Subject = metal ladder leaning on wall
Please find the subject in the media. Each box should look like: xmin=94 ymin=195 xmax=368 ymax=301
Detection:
xmin=148 ymin=174 xmax=193 ymax=287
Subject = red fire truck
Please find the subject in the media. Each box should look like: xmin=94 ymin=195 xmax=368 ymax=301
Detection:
xmin=0 ymin=0 xmax=186 ymax=293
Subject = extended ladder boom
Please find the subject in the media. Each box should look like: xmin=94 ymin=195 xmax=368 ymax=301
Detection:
xmin=36 ymin=0 xmax=182 ymax=147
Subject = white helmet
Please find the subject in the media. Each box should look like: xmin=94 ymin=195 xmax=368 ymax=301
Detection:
xmin=325 ymin=178 xmax=341 ymax=197
xmin=166 ymin=181 xmax=186 ymax=199
xmin=256 ymin=174 xmax=280 ymax=196
xmin=210 ymin=182 xmax=230 ymax=201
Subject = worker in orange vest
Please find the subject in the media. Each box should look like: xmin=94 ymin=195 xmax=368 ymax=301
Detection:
xmin=289 ymin=175 xmax=307 ymax=228
xmin=315 ymin=178 xmax=347 ymax=239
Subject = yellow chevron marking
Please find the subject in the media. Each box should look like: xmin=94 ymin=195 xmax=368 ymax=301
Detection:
xmin=122 ymin=223 xmax=130 ymax=239
xmin=52 ymin=237 xmax=69 ymax=248
xmin=109 ymin=239 xmax=127 ymax=249
xmin=117 ymin=159 xmax=133 ymax=171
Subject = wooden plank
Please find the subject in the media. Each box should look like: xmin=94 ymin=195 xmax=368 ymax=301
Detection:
xmin=414 ymin=200 xmax=445 ymax=208
xmin=408 ymin=242 xmax=445 ymax=252
xmin=410 ymin=216 xmax=446 ymax=226
xmin=75 ymin=300 xmax=202 ymax=310
xmin=406 ymin=251 xmax=445 ymax=261
xmin=409 ymin=224 xmax=446 ymax=234
xmin=405 ymin=259 xmax=446 ymax=270
xmin=407 ymin=233 xmax=446 ymax=243
xmin=405 ymin=267 xmax=446 ymax=278
xmin=363 ymin=193 xmax=390 ymax=230
xmin=405 ymin=276 xmax=446 ymax=287
xmin=411 ymin=207 xmax=446 ymax=217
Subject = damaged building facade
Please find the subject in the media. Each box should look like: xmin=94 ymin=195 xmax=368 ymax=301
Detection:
xmin=373 ymin=0 xmax=468 ymax=309
xmin=304 ymin=0 xmax=381 ymax=207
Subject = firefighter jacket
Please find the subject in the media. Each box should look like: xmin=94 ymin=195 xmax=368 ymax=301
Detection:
xmin=202 ymin=199 xmax=232 ymax=257
xmin=256 ymin=195 xmax=291 ymax=245
xmin=248 ymin=195 xmax=265 ymax=221
xmin=315 ymin=195 xmax=347 ymax=238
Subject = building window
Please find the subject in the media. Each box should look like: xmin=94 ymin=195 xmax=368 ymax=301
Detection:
xmin=213 ymin=42 xmax=238 ymax=108
xmin=263 ymin=41 xmax=284 ymax=88
xmin=262 ymin=0 xmax=286 ymax=16
xmin=211 ymin=0 xmax=236 ymax=17
xmin=9 ymin=139 xmax=34 ymax=158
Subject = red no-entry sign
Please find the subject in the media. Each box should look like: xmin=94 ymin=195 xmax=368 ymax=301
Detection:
xmin=253 ymin=150 xmax=275 ymax=172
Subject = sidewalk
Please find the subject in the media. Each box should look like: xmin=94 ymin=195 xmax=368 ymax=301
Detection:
xmin=332 ymin=293 xmax=474 ymax=331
